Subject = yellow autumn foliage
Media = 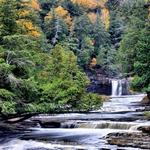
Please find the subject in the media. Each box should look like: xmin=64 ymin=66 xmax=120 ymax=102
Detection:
xmin=101 ymin=8 xmax=110 ymax=30
xmin=17 ymin=19 xmax=41 ymax=37
xmin=18 ymin=10 xmax=30 ymax=17
xmin=71 ymin=0 xmax=97 ymax=9
xmin=20 ymin=0 xmax=40 ymax=11
xmin=145 ymin=0 xmax=150 ymax=23
xmin=45 ymin=6 xmax=72 ymax=26
xmin=71 ymin=0 xmax=107 ymax=9
xmin=17 ymin=0 xmax=41 ymax=37
xmin=90 ymin=58 xmax=97 ymax=68
xmin=71 ymin=0 xmax=109 ymax=28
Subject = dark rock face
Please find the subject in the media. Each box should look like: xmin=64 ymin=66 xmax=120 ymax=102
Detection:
xmin=138 ymin=126 xmax=150 ymax=134
xmin=121 ymin=78 xmax=129 ymax=95
xmin=106 ymin=132 xmax=150 ymax=149
xmin=39 ymin=121 xmax=61 ymax=128
xmin=86 ymin=66 xmax=129 ymax=95
xmin=86 ymin=66 xmax=113 ymax=95
xmin=87 ymin=78 xmax=112 ymax=95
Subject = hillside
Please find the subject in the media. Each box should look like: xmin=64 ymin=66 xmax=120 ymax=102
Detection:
xmin=0 ymin=0 xmax=149 ymax=115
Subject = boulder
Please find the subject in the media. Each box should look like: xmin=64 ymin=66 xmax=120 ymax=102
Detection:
xmin=138 ymin=126 xmax=150 ymax=134
xmin=106 ymin=132 xmax=150 ymax=149
xmin=141 ymin=96 xmax=150 ymax=104
xmin=39 ymin=121 xmax=61 ymax=128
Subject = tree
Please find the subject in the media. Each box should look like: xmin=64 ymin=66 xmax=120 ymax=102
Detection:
xmin=0 ymin=0 xmax=45 ymax=115
xmin=92 ymin=17 xmax=110 ymax=55
xmin=61 ymin=0 xmax=84 ymax=16
xmin=0 ymin=0 xmax=18 ymax=38
xmin=107 ymin=0 xmax=124 ymax=49
xmin=131 ymin=29 xmax=150 ymax=92
xmin=117 ymin=0 xmax=150 ymax=92
xmin=0 ymin=0 xmax=102 ymax=115
xmin=36 ymin=45 xmax=102 ymax=111
xmin=44 ymin=9 xmax=68 ymax=45
xmin=73 ymin=14 xmax=94 ymax=66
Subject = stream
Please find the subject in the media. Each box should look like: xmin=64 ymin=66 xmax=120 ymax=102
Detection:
xmin=0 ymin=80 xmax=150 ymax=150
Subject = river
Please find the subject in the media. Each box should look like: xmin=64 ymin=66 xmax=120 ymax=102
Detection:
xmin=0 ymin=80 xmax=149 ymax=150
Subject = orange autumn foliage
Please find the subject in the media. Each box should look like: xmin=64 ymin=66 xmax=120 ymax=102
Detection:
xmin=90 ymin=58 xmax=97 ymax=68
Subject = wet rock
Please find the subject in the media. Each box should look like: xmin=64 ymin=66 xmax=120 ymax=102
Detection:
xmin=85 ymin=66 xmax=112 ymax=95
xmin=141 ymin=96 xmax=150 ymax=104
xmin=0 ymin=119 xmax=38 ymax=137
xmin=106 ymin=132 xmax=150 ymax=149
xmin=87 ymin=77 xmax=112 ymax=95
xmin=39 ymin=121 xmax=61 ymax=128
xmin=138 ymin=126 xmax=150 ymax=134
xmin=121 ymin=78 xmax=129 ymax=95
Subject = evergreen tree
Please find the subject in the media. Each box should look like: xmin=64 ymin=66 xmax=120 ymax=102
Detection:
xmin=117 ymin=0 xmax=150 ymax=92
xmin=0 ymin=0 xmax=102 ymax=115
xmin=92 ymin=17 xmax=110 ymax=55
xmin=44 ymin=9 xmax=68 ymax=45
xmin=0 ymin=0 xmax=18 ymax=39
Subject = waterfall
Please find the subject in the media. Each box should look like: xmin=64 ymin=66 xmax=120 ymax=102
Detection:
xmin=111 ymin=79 xmax=122 ymax=96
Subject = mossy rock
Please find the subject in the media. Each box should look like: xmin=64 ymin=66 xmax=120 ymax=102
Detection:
xmin=144 ymin=112 xmax=150 ymax=120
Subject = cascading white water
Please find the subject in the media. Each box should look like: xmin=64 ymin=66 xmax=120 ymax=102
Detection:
xmin=112 ymin=79 xmax=122 ymax=96
xmin=118 ymin=80 xmax=122 ymax=96
xmin=0 ymin=94 xmax=146 ymax=150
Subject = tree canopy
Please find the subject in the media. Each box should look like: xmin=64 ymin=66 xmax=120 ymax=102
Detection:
xmin=0 ymin=0 xmax=149 ymax=115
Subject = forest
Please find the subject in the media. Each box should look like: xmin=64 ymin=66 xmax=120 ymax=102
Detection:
xmin=0 ymin=0 xmax=149 ymax=116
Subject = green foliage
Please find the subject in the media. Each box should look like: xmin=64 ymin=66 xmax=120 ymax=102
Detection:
xmin=117 ymin=0 xmax=149 ymax=92
xmin=39 ymin=45 xmax=98 ymax=110
xmin=44 ymin=10 xmax=69 ymax=45
xmin=3 ymin=0 xmax=149 ymax=115
xmin=0 ymin=0 xmax=18 ymax=37
xmin=92 ymin=18 xmax=110 ymax=55
xmin=97 ymin=45 xmax=116 ymax=72
xmin=78 ymin=93 xmax=102 ymax=111
xmin=62 ymin=0 xmax=84 ymax=16
xmin=1 ymin=100 xmax=16 ymax=114
xmin=131 ymin=29 xmax=150 ymax=92
xmin=0 ymin=89 xmax=16 ymax=114
xmin=0 ymin=89 xmax=15 ymax=101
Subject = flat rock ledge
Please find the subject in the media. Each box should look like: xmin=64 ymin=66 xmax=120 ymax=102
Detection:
xmin=106 ymin=132 xmax=150 ymax=149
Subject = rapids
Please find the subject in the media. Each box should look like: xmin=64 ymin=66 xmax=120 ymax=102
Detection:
xmin=0 ymin=84 xmax=149 ymax=149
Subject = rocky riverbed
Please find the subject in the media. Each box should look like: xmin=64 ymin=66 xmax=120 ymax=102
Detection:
xmin=107 ymin=132 xmax=150 ymax=149
xmin=0 ymin=94 xmax=150 ymax=150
